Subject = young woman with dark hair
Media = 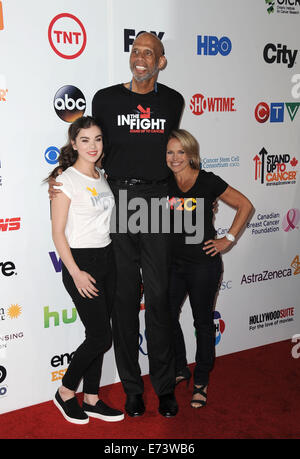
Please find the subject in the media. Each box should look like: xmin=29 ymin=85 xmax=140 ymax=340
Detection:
xmin=49 ymin=116 xmax=124 ymax=424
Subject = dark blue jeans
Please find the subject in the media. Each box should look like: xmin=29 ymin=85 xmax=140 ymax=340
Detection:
xmin=168 ymin=256 xmax=223 ymax=386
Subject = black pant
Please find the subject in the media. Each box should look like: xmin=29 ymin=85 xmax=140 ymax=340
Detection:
xmin=61 ymin=244 xmax=115 ymax=394
xmin=168 ymin=256 xmax=223 ymax=386
xmin=108 ymin=181 xmax=175 ymax=396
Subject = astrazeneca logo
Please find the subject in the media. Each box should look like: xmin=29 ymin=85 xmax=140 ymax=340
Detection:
xmin=124 ymin=29 xmax=165 ymax=52
xmin=197 ymin=36 xmax=232 ymax=56
xmin=190 ymin=93 xmax=236 ymax=116
xmin=48 ymin=13 xmax=87 ymax=59
xmin=44 ymin=146 xmax=60 ymax=165
xmin=263 ymin=43 xmax=297 ymax=68
xmin=54 ymin=85 xmax=86 ymax=122
xmin=255 ymin=101 xmax=300 ymax=123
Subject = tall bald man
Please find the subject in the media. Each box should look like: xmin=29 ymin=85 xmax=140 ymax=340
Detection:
xmin=92 ymin=32 xmax=184 ymax=417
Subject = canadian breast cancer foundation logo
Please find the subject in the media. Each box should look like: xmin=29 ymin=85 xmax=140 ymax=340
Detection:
xmin=282 ymin=209 xmax=300 ymax=232
xmin=190 ymin=93 xmax=236 ymax=116
xmin=117 ymin=104 xmax=166 ymax=133
xmin=253 ymin=148 xmax=298 ymax=186
xmin=48 ymin=13 xmax=87 ymax=59
xmin=214 ymin=311 xmax=225 ymax=345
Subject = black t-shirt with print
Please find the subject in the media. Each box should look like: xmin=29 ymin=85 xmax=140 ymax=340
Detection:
xmin=92 ymin=83 xmax=184 ymax=181
xmin=168 ymin=170 xmax=228 ymax=263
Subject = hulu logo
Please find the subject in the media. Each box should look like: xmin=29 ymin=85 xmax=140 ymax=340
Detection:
xmin=44 ymin=306 xmax=77 ymax=328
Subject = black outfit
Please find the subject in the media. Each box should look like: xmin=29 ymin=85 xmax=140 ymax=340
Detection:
xmin=61 ymin=244 xmax=116 ymax=394
xmin=168 ymin=170 xmax=228 ymax=385
xmin=92 ymin=83 xmax=184 ymax=396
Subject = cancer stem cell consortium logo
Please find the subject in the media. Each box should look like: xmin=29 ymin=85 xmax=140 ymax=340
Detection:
xmin=48 ymin=13 xmax=87 ymax=59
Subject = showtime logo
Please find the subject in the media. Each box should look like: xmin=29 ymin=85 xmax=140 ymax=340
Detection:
xmin=190 ymin=93 xmax=236 ymax=116
xmin=48 ymin=13 xmax=87 ymax=59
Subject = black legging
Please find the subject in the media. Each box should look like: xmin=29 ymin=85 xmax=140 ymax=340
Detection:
xmin=61 ymin=244 xmax=115 ymax=394
xmin=168 ymin=256 xmax=223 ymax=386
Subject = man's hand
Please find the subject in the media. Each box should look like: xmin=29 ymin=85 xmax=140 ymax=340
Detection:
xmin=48 ymin=169 xmax=62 ymax=200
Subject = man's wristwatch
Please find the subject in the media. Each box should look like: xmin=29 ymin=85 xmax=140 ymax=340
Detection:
xmin=225 ymin=232 xmax=235 ymax=242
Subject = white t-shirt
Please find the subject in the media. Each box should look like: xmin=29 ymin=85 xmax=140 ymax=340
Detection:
xmin=54 ymin=166 xmax=115 ymax=248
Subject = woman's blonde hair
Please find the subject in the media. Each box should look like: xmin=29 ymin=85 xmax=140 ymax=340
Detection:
xmin=168 ymin=129 xmax=200 ymax=170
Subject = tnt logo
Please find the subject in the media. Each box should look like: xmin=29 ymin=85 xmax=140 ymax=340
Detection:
xmin=197 ymin=35 xmax=232 ymax=56
xmin=48 ymin=13 xmax=87 ymax=59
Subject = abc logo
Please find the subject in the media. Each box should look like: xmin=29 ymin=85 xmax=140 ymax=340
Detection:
xmin=54 ymin=85 xmax=86 ymax=122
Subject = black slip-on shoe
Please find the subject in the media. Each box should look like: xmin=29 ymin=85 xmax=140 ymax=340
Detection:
xmin=82 ymin=400 xmax=124 ymax=422
xmin=53 ymin=390 xmax=89 ymax=425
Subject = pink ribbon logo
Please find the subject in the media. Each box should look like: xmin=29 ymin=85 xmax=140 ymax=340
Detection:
xmin=282 ymin=208 xmax=300 ymax=232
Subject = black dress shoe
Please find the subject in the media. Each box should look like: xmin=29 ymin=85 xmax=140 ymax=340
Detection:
xmin=158 ymin=392 xmax=178 ymax=417
xmin=125 ymin=394 xmax=145 ymax=417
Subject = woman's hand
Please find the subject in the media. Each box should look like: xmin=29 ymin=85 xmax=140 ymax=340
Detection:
xmin=48 ymin=168 xmax=63 ymax=200
xmin=72 ymin=270 xmax=99 ymax=298
xmin=203 ymin=237 xmax=232 ymax=256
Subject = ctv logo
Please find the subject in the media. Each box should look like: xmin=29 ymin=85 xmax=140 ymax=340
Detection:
xmin=197 ymin=35 xmax=232 ymax=56
xmin=255 ymin=101 xmax=300 ymax=123
xmin=54 ymin=85 xmax=86 ymax=123
xmin=190 ymin=93 xmax=236 ymax=116
xmin=214 ymin=311 xmax=225 ymax=345
xmin=0 ymin=217 xmax=21 ymax=231
xmin=48 ymin=13 xmax=87 ymax=59
xmin=124 ymin=29 xmax=164 ymax=52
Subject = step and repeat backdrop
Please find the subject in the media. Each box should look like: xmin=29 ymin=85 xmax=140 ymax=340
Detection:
xmin=1 ymin=0 xmax=299 ymax=414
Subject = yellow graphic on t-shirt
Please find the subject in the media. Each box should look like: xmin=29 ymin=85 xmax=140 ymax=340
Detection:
xmin=86 ymin=187 xmax=98 ymax=197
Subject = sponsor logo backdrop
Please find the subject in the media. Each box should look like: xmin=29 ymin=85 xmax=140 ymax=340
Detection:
xmin=0 ymin=0 xmax=299 ymax=414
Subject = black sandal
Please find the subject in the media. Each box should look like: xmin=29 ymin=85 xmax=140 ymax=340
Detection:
xmin=175 ymin=367 xmax=191 ymax=387
xmin=190 ymin=385 xmax=207 ymax=408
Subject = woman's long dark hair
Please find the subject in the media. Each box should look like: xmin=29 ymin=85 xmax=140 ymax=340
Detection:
xmin=45 ymin=116 xmax=103 ymax=181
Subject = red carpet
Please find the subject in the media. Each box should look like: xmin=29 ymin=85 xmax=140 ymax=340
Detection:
xmin=1 ymin=339 xmax=299 ymax=440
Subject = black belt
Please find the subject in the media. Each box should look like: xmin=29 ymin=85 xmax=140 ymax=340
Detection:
xmin=108 ymin=177 xmax=168 ymax=186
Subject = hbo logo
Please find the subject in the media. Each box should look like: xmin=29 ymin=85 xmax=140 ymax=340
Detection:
xmin=197 ymin=35 xmax=232 ymax=56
